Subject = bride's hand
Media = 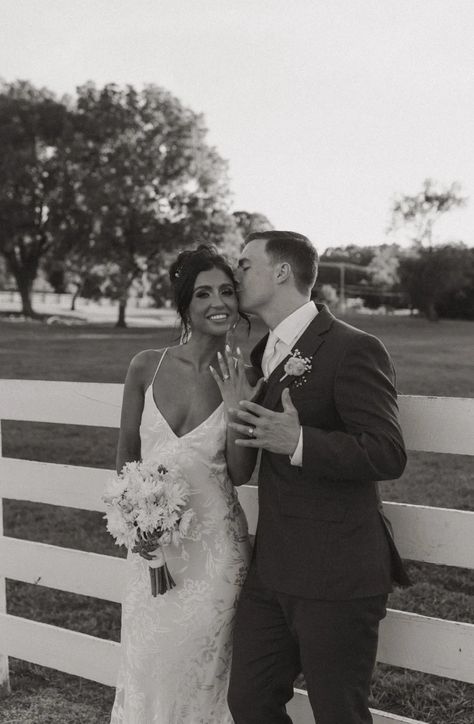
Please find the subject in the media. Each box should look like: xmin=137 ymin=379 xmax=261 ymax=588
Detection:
xmin=209 ymin=344 xmax=265 ymax=416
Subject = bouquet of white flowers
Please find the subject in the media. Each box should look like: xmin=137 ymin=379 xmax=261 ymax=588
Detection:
xmin=103 ymin=460 xmax=195 ymax=596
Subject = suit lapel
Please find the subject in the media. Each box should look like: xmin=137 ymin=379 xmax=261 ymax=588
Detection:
xmin=249 ymin=332 xmax=268 ymax=372
xmin=260 ymin=303 xmax=335 ymax=410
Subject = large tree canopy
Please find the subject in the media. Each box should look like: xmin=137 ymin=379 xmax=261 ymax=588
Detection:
xmin=0 ymin=80 xmax=70 ymax=316
xmin=54 ymin=82 xmax=234 ymax=325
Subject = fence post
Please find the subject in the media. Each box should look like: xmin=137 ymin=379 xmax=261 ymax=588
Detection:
xmin=0 ymin=422 xmax=11 ymax=696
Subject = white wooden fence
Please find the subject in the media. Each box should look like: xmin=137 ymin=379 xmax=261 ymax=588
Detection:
xmin=0 ymin=380 xmax=473 ymax=724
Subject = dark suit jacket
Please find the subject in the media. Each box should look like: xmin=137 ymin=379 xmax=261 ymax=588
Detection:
xmin=250 ymin=303 xmax=411 ymax=600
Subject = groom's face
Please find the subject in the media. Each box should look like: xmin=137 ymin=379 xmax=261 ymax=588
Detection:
xmin=236 ymin=239 xmax=277 ymax=315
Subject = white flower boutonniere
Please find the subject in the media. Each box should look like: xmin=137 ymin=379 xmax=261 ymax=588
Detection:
xmin=279 ymin=349 xmax=312 ymax=387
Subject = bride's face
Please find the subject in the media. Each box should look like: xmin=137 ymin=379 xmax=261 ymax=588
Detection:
xmin=188 ymin=267 xmax=239 ymax=337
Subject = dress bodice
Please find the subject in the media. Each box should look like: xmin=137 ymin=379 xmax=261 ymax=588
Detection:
xmin=140 ymin=384 xmax=227 ymax=465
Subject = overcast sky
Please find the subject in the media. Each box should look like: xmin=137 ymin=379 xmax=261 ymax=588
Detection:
xmin=1 ymin=0 xmax=473 ymax=251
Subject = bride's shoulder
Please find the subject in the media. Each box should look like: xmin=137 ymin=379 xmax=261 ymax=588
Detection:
xmin=126 ymin=348 xmax=166 ymax=381
xmin=129 ymin=348 xmax=162 ymax=367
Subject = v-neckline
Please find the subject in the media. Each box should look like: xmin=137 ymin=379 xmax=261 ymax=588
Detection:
xmin=149 ymin=386 xmax=224 ymax=439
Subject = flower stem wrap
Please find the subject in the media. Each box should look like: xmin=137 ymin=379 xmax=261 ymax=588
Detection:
xmin=132 ymin=534 xmax=176 ymax=596
xmin=147 ymin=548 xmax=176 ymax=596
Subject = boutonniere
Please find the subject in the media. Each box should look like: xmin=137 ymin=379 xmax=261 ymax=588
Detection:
xmin=279 ymin=349 xmax=312 ymax=387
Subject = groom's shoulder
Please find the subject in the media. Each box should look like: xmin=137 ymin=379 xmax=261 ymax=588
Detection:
xmin=329 ymin=315 xmax=388 ymax=355
xmin=331 ymin=316 xmax=372 ymax=340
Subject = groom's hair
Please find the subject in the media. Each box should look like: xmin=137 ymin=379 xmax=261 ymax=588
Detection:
xmin=246 ymin=230 xmax=318 ymax=294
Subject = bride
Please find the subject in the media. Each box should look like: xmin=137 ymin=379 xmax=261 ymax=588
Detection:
xmin=110 ymin=245 xmax=262 ymax=723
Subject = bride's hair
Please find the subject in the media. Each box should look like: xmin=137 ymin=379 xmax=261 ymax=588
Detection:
xmin=169 ymin=244 xmax=248 ymax=342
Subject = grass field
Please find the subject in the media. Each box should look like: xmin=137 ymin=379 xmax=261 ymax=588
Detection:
xmin=0 ymin=314 xmax=473 ymax=723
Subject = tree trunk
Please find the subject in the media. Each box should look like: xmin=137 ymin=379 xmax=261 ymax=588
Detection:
xmin=16 ymin=275 xmax=37 ymax=318
xmin=115 ymin=268 xmax=138 ymax=328
xmin=425 ymin=299 xmax=439 ymax=322
xmin=4 ymin=244 xmax=42 ymax=318
xmin=70 ymin=284 xmax=82 ymax=311
xmin=116 ymin=297 xmax=128 ymax=328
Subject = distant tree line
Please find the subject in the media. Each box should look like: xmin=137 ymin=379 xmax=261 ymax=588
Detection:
xmin=318 ymin=242 xmax=474 ymax=321
xmin=317 ymin=179 xmax=472 ymax=321
xmin=0 ymin=80 xmax=271 ymax=326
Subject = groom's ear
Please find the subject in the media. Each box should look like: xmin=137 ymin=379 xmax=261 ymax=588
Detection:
xmin=276 ymin=262 xmax=292 ymax=284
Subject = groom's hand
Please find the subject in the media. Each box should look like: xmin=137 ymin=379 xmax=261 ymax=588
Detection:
xmin=229 ymin=388 xmax=301 ymax=455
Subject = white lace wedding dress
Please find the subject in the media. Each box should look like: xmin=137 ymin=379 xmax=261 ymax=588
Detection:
xmin=110 ymin=350 xmax=251 ymax=723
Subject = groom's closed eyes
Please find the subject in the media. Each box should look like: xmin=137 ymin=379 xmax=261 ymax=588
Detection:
xmin=237 ymin=258 xmax=250 ymax=270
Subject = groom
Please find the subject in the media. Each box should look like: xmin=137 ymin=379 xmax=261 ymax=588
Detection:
xmin=228 ymin=230 xmax=410 ymax=724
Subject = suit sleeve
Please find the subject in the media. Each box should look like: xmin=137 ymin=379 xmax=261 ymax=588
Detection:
xmin=301 ymin=335 xmax=407 ymax=481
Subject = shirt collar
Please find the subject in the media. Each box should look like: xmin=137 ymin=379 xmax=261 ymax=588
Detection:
xmin=272 ymin=301 xmax=318 ymax=349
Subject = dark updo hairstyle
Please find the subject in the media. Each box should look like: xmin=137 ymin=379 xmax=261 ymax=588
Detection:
xmin=169 ymin=244 xmax=247 ymax=342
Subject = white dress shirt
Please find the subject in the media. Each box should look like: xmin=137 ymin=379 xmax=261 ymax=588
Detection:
xmin=263 ymin=301 xmax=318 ymax=465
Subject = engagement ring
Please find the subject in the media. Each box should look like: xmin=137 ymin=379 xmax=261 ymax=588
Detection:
xmin=248 ymin=426 xmax=255 ymax=437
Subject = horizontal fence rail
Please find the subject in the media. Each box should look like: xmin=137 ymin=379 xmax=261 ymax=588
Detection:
xmin=1 ymin=379 xmax=473 ymax=724
xmin=1 ymin=534 xmax=472 ymax=685
xmin=0 ymin=612 xmax=120 ymax=687
xmin=0 ymin=612 xmax=426 ymax=724
xmin=1 ymin=380 xmax=474 ymax=454
xmin=0 ymin=458 xmax=472 ymax=569
xmin=0 ymin=380 xmax=122 ymax=427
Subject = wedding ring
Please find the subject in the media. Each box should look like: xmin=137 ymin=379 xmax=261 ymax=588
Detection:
xmin=222 ymin=372 xmax=230 ymax=380
xmin=248 ymin=426 xmax=255 ymax=437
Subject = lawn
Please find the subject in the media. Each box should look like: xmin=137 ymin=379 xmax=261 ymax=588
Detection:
xmin=0 ymin=313 xmax=473 ymax=723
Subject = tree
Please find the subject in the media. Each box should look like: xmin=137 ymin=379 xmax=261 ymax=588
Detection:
xmin=315 ymin=283 xmax=338 ymax=308
xmin=388 ymin=179 xmax=468 ymax=320
xmin=232 ymin=211 xmax=273 ymax=239
xmin=0 ymin=80 xmax=70 ymax=316
xmin=435 ymin=247 xmax=474 ymax=319
xmin=398 ymin=243 xmax=470 ymax=321
xmin=53 ymin=82 xmax=234 ymax=326
xmin=388 ymin=178 xmax=467 ymax=248
xmin=356 ymin=244 xmax=406 ymax=311
xmin=0 ymin=256 xmax=14 ymax=290
xmin=367 ymin=245 xmax=400 ymax=288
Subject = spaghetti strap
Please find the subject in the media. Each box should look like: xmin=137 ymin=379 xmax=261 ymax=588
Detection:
xmin=150 ymin=348 xmax=168 ymax=387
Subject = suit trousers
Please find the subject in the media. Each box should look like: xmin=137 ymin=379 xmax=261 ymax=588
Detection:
xmin=228 ymin=560 xmax=388 ymax=724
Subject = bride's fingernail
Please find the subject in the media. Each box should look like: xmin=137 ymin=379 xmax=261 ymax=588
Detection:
xmin=236 ymin=346 xmax=241 ymax=355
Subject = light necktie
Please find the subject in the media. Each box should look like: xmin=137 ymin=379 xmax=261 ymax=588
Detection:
xmin=262 ymin=331 xmax=281 ymax=379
